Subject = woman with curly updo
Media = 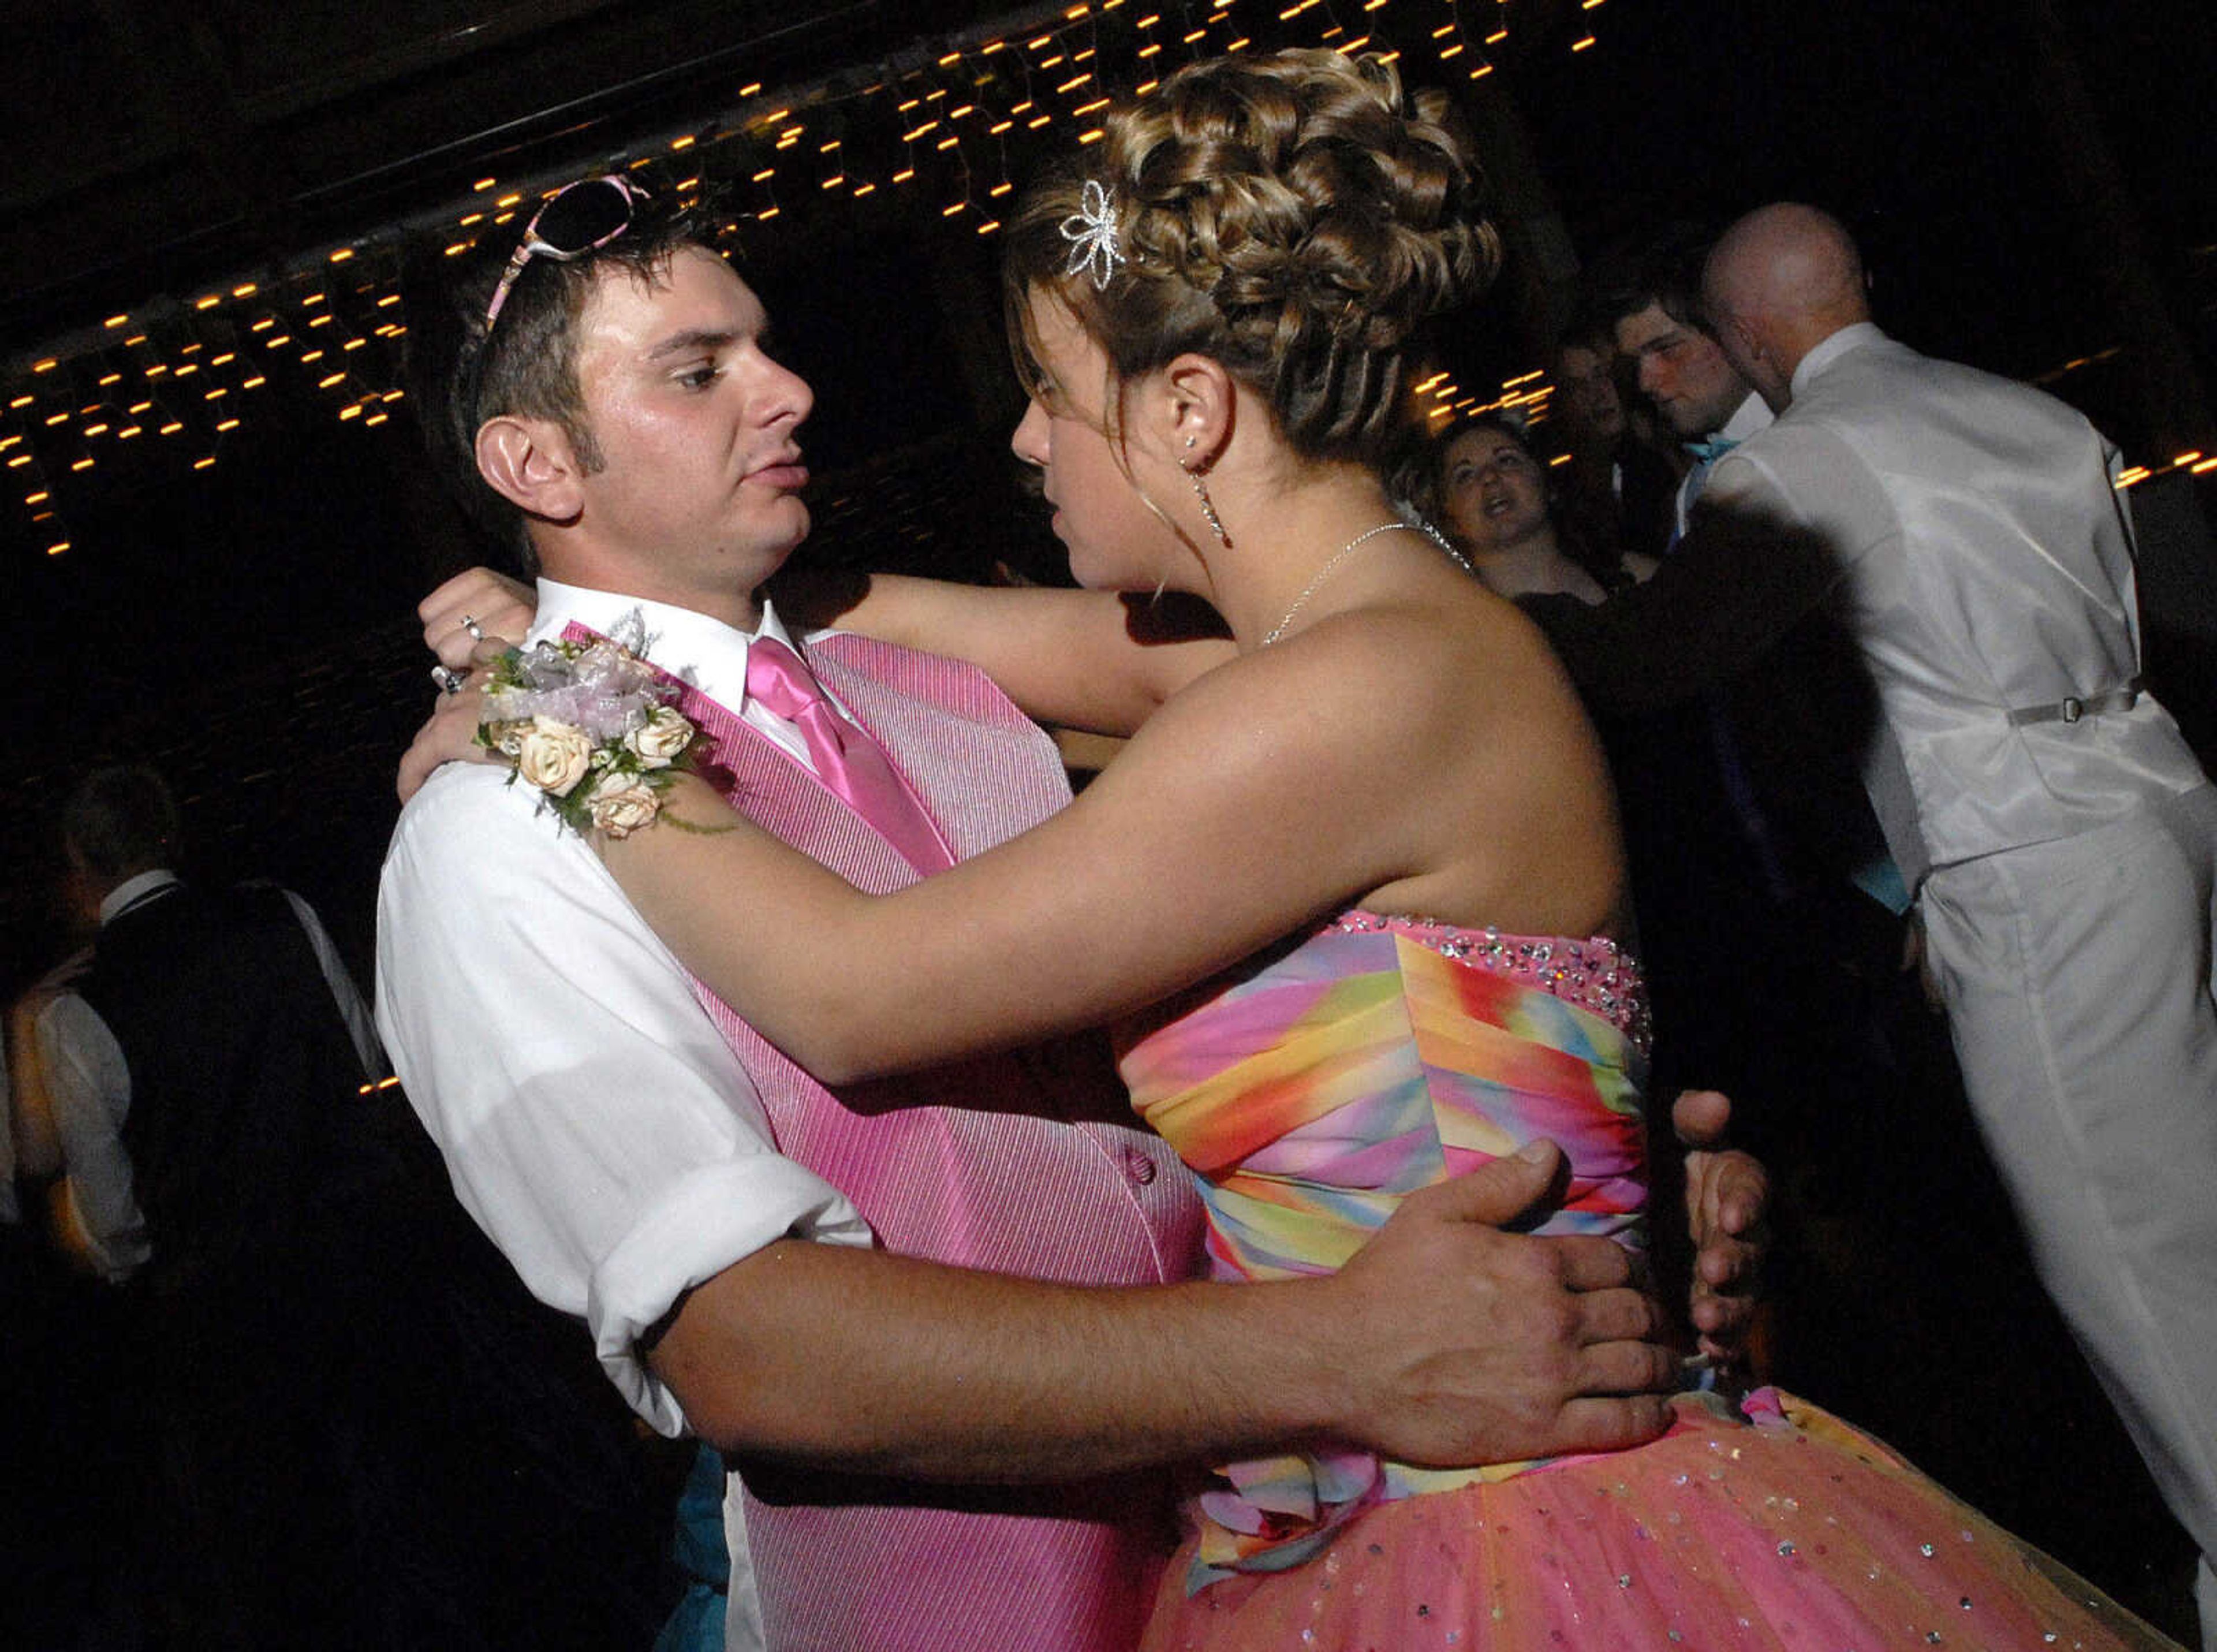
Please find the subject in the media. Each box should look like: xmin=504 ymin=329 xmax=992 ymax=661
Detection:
xmin=423 ymin=49 xmax=2177 ymax=1650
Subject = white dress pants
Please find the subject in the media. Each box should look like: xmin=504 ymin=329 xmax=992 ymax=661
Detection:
xmin=1922 ymin=783 xmax=2217 ymax=1649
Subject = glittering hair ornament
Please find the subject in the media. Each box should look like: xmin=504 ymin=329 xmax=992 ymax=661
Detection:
xmin=1059 ymin=180 xmax=1126 ymax=290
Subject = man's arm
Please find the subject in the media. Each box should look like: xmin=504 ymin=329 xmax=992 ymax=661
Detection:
xmin=651 ymin=1140 xmax=1676 ymax=1480
xmin=377 ymin=767 xmax=878 ymax=1434
xmin=1528 ymin=487 xmax=1843 ymax=714
xmin=6 ymin=990 xmax=61 ymax=1180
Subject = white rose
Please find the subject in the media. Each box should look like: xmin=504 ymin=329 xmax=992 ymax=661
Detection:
xmin=626 ymin=705 xmax=694 ymax=769
xmin=516 ymin=716 xmax=594 ymax=797
xmin=587 ymin=774 xmax=660 ymax=838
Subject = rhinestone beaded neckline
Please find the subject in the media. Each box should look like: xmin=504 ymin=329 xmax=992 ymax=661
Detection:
xmin=1327 ymin=910 xmax=1651 ymax=1050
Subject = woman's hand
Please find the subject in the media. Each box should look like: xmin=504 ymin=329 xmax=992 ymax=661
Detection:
xmin=402 ymin=567 xmax=534 ymax=803
xmin=1670 ymin=1089 xmax=1771 ymax=1370
xmin=421 ymin=567 xmax=536 ymax=669
xmin=397 ymin=652 xmax=510 ymax=803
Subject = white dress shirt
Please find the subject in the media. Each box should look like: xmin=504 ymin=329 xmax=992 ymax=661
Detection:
xmin=1672 ymin=390 xmax=1775 ymax=542
xmin=375 ymin=581 xmax=872 ymax=1437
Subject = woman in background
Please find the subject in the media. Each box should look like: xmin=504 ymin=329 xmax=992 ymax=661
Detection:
xmin=1419 ymin=411 xmax=1655 ymax=603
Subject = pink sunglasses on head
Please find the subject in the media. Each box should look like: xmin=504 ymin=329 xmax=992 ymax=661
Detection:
xmin=482 ymin=174 xmax=650 ymax=333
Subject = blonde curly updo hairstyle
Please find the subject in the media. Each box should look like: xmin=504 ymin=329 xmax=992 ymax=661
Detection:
xmin=1005 ymin=49 xmax=1499 ymax=467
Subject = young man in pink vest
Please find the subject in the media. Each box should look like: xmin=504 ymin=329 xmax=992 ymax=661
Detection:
xmin=379 ymin=178 xmax=1764 ymax=1651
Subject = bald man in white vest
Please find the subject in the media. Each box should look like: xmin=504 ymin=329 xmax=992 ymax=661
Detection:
xmin=1701 ymin=202 xmax=2217 ymax=1649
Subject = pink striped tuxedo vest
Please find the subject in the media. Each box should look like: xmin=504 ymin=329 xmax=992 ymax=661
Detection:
xmin=667 ymin=632 xmax=1204 ymax=1652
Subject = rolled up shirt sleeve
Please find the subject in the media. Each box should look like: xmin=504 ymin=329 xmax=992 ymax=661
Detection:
xmin=376 ymin=765 xmax=871 ymax=1435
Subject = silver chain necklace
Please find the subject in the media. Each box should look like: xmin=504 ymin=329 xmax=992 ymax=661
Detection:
xmin=1261 ymin=521 xmax=1408 ymax=646
xmin=1414 ymin=516 xmax=1476 ymax=573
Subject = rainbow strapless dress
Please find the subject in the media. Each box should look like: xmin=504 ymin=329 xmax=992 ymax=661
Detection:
xmin=1119 ymin=912 xmax=2175 ymax=1650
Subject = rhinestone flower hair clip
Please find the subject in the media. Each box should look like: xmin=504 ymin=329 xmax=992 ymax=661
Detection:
xmin=1059 ymin=180 xmax=1126 ymax=290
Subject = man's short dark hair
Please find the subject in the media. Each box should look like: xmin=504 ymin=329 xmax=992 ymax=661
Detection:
xmin=62 ymin=764 xmax=181 ymax=881
xmin=1587 ymin=222 xmax=1724 ymax=340
xmin=403 ymin=173 xmax=724 ymax=569
xmin=1551 ymin=315 xmax=1618 ymax=361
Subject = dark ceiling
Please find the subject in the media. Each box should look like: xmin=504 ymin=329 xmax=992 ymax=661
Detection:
xmin=0 ymin=0 xmax=1076 ymax=359
xmin=10 ymin=0 xmax=2208 ymax=383
xmin=3 ymin=0 xmax=2209 ymax=469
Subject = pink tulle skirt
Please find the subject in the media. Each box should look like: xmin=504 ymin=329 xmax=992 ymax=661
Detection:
xmin=1142 ymin=1391 xmax=2179 ymax=1651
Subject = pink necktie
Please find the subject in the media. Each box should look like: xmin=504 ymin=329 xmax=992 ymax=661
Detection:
xmin=744 ymin=636 xmax=956 ymax=875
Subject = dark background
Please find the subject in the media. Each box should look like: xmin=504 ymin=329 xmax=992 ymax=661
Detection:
xmin=3 ymin=1 xmax=2208 ymax=759
xmin=2 ymin=1 xmax=2211 ymax=1636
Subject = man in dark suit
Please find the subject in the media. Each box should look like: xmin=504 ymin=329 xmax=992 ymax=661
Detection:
xmin=9 ymin=765 xmax=378 ymax=1644
xmin=32 ymin=767 xmax=372 ymax=1282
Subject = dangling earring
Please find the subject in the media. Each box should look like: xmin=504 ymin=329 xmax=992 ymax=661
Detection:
xmin=1182 ymin=437 xmax=1232 ymax=550
xmin=1186 ymin=469 xmax=1231 ymax=550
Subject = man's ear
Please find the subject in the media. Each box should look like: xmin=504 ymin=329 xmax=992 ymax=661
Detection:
xmin=1721 ymin=313 xmax=1768 ymax=372
xmin=1157 ymin=352 xmax=1237 ymax=469
xmin=475 ymin=415 xmax=585 ymax=523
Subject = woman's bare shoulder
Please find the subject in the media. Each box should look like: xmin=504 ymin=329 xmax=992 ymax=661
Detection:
xmin=1279 ymin=589 xmax=1573 ymax=719
xmin=1119 ymin=587 xmax=1579 ymax=798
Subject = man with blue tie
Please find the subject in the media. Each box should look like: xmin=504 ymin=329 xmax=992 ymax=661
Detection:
xmin=1602 ymin=230 xmax=1774 ymax=544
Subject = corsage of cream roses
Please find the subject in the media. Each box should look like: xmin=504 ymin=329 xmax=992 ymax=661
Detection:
xmin=475 ymin=617 xmax=705 ymax=838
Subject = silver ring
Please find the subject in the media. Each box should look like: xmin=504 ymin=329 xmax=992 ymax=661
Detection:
xmin=430 ymin=665 xmax=465 ymax=696
xmin=459 ymin=614 xmax=485 ymax=641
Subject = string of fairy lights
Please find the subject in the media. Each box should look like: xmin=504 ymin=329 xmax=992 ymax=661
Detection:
xmin=5 ymin=0 xmax=2205 ymax=562
xmin=2 ymin=0 xmax=1625 ymax=561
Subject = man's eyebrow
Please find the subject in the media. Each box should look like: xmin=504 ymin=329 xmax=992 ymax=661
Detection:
xmin=645 ymin=327 xmax=740 ymax=360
